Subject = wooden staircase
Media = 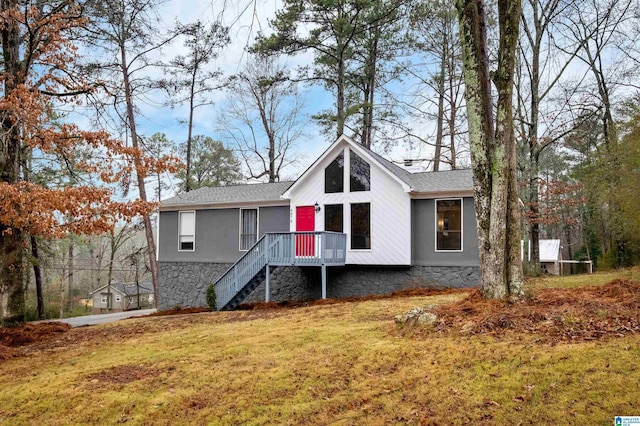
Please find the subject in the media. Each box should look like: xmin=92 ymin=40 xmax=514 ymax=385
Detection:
xmin=213 ymin=232 xmax=346 ymax=311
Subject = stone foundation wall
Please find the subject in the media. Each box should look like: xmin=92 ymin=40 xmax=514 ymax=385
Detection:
xmin=158 ymin=262 xmax=231 ymax=310
xmin=158 ymin=262 xmax=480 ymax=310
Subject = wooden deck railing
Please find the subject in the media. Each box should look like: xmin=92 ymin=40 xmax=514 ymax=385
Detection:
xmin=214 ymin=232 xmax=346 ymax=310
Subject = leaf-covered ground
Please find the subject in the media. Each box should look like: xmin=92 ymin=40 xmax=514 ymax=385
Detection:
xmin=1 ymin=271 xmax=639 ymax=425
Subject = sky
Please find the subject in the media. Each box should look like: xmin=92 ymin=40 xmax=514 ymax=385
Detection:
xmin=68 ymin=0 xmax=437 ymax=200
xmin=135 ymin=0 xmax=333 ymax=184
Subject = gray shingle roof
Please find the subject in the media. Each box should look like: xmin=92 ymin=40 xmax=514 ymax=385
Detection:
xmin=161 ymin=181 xmax=294 ymax=208
xmin=364 ymin=147 xmax=472 ymax=192
xmin=113 ymin=282 xmax=154 ymax=296
xmin=91 ymin=282 xmax=154 ymax=296
xmin=161 ymin=145 xmax=472 ymax=209
xmin=405 ymin=169 xmax=473 ymax=193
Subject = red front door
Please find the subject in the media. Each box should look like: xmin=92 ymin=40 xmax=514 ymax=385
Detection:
xmin=296 ymin=206 xmax=315 ymax=256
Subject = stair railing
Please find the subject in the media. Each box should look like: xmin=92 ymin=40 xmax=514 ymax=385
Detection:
xmin=214 ymin=235 xmax=268 ymax=310
xmin=214 ymin=232 xmax=347 ymax=310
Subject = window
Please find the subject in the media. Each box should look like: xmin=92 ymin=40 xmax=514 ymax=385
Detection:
xmin=324 ymin=204 xmax=343 ymax=232
xmin=436 ymin=199 xmax=462 ymax=251
xmin=351 ymin=203 xmax=371 ymax=249
xmin=115 ymin=294 xmax=122 ymax=303
xmin=240 ymin=208 xmax=258 ymax=250
xmin=179 ymin=211 xmax=196 ymax=251
xmin=100 ymin=294 xmax=108 ymax=304
xmin=350 ymin=150 xmax=370 ymax=191
xmin=325 ymin=152 xmax=344 ymax=193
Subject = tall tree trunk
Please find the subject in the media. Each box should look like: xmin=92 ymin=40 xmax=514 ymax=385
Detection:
xmin=447 ymin=25 xmax=459 ymax=170
xmin=120 ymin=45 xmax=159 ymax=307
xmin=457 ymin=0 xmax=523 ymax=299
xmin=59 ymin=247 xmax=66 ymax=319
xmin=361 ymin=24 xmax=379 ymax=150
xmin=0 ymin=0 xmax=25 ymax=323
xmin=30 ymin=236 xmax=45 ymax=320
xmin=434 ymin=52 xmax=446 ymax=171
xmin=185 ymin=68 xmax=197 ymax=192
xmin=336 ymin=49 xmax=346 ymax=138
xmin=67 ymin=241 xmax=74 ymax=312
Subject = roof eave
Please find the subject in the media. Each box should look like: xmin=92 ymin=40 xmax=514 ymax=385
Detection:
xmin=159 ymin=199 xmax=290 ymax=211
xmin=410 ymin=189 xmax=474 ymax=198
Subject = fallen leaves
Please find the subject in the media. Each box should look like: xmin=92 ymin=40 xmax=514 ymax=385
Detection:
xmin=429 ymin=279 xmax=640 ymax=343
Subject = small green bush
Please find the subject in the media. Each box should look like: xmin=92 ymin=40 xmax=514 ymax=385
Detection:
xmin=206 ymin=283 xmax=217 ymax=311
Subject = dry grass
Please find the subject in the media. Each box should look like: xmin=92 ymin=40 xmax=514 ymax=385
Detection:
xmin=1 ymin=274 xmax=639 ymax=425
xmin=528 ymin=266 xmax=640 ymax=290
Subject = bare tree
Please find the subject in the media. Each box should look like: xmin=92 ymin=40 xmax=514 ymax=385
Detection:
xmin=105 ymin=223 xmax=140 ymax=311
xmin=561 ymin=0 xmax=634 ymax=147
xmin=219 ymin=56 xmax=306 ymax=182
xmin=81 ymin=0 xmax=180 ymax=305
xmin=515 ymin=0 xmax=585 ymax=269
xmin=163 ymin=20 xmax=230 ymax=192
xmin=408 ymin=0 xmax=466 ymax=170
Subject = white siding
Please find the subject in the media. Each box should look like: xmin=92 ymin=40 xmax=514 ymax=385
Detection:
xmin=287 ymin=143 xmax=411 ymax=265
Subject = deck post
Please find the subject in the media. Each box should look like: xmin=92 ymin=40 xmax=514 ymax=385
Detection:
xmin=321 ymin=263 xmax=327 ymax=299
xmin=265 ymin=264 xmax=270 ymax=303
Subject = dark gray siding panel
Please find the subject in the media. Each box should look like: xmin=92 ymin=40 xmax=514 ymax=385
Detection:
xmin=159 ymin=206 xmax=289 ymax=263
xmin=411 ymin=197 xmax=479 ymax=266
xmin=159 ymin=208 xmax=240 ymax=263
xmin=259 ymin=206 xmax=290 ymax=236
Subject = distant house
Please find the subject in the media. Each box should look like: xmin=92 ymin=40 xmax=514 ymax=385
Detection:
xmin=90 ymin=282 xmax=154 ymax=314
xmin=522 ymin=239 xmax=563 ymax=275
xmin=157 ymin=135 xmax=482 ymax=311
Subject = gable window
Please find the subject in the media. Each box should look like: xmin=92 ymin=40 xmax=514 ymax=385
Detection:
xmin=115 ymin=294 xmax=122 ymax=303
xmin=325 ymin=204 xmax=343 ymax=232
xmin=436 ymin=199 xmax=462 ymax=251
xmin=351 ymin=203 xmax=371 ymax=249
xmin=240 ymin=208 xmax=258 ymax=250
xmin=100 ymin=294 xmax=108 ymax=304
xmin=325 ymin=152 xmax=344 ymax=193
xmin=350 ymin=150 xmax=370 ymax=192
xmin=179 ymin=211 xmax=196 ymax=251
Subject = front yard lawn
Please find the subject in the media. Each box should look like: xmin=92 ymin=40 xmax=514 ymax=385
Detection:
xmin=1 ymin=271 xmax=639 ymax=425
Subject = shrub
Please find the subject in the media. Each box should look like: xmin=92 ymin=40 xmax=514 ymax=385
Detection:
xmin=206 ymin=283 xmax=217 ymax=311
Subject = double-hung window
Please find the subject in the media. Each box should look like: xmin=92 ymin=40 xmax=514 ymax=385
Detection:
xmin=178 ymin=211 xmax=196 ymax=251
xmin=240 ymin=208 xmax=258 ymax=250
xmin=436 ymin=199 xmax=462 ymax=251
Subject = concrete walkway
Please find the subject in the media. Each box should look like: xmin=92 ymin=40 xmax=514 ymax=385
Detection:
xmin=40 ymin=308 xmax=157 ymax=327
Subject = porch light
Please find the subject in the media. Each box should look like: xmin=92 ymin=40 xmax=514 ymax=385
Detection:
xmin=314 ymin=202 xmax=321 ymax=213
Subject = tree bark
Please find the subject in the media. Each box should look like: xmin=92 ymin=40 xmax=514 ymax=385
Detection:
xmin=185 ymin=66 xmax=197 ymax=192
xmin=30 ymin=236 xmax=45 ymax=320
xmin=0 ymin=0 xmax=26 ymax=323
xmin=434 ymin=51 xmax=446 ymax=171
xmin=67 ymin=241 xmax=74 ymax=312
xmin=457 ymin=0 xmax=523 ymax=299
xmin=120 ymin=44 xmax=159 ymax=307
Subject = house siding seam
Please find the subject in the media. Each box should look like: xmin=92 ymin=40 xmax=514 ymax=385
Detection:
xmin=158 ymin=261 xmax=479 ymax=310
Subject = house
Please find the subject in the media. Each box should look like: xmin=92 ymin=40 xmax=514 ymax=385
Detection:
xmin=90 ymin=281 xmax=155 ymax=313
xmin=157 ymin=135 xmax=480 ymax=310
xmin=522 ymin=239 xmax=563 ymax=275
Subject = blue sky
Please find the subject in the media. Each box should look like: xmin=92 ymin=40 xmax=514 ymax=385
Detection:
xmin=66 ymin=0 xmax=451 ymax=200
xmin=130 ymin=0 xmax=337 ymax=186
